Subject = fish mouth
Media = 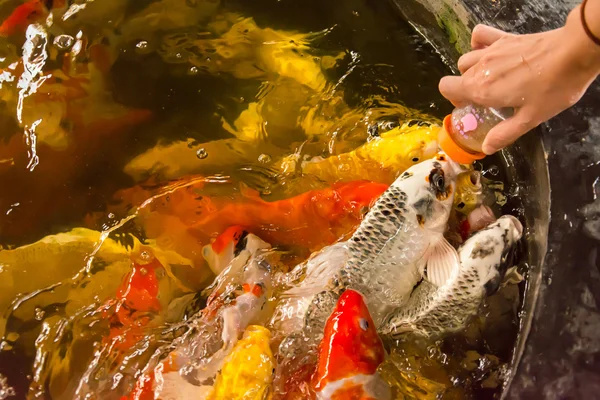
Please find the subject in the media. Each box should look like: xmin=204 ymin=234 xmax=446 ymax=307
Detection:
xmin=467 ymin=170 xmax=481 ymax=188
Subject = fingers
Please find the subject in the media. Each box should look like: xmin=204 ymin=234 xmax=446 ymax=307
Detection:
xmin=481 ymin=108 xmax=538 ymax=154
xmin=471 ymin=24 xmax=510 ymax=49
xmin=438 ymin=76 xmax=468 ymax=107
xmin=457 ymin=49 xmax=485 ymax=74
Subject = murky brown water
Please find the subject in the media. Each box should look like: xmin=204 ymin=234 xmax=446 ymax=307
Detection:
xmin=0 ymin=0 xmax=526 ymax=398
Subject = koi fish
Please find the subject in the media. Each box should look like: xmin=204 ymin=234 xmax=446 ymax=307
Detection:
xmin=138 ymin=326 xmax=275 ymax=400
xmin=453 ymin=170 xmax=484 ymax=215
xmin=156 ymin=248 xmax=274 ymax=392
xmin=381 ymin=215 xmax=523 ymax=338
xmin=117 ymin=234 xmax=273 ymax=400
xmin=126 ymin=179 xmax=389 ymax=262
xmin=100 ymin=253 xmax=164 ymax=352
xmin=271 ymin=153 xmax=463 ymax=342
xmin=312 ymin=289 xmax=391 ymax=400
xmin=209 ymin=325 xmax=275 ymax=400
xmin=293 ymin=122 xmax=439 ymax=184
xmin=202 ymin=225 xmax=271 ymax=275
xmin=0 ymin=0 xmax=46 ymax=36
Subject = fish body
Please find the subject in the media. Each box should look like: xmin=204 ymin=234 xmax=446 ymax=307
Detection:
xmin=298 ymin=122 xmax=439 ymax=184
xmin=209 ymin=325 xmax=275 ymax=400
xmin=202 ymin=226 xmax=271 ymax=275
xmin=0 ymin=0 xmax=46 ymax=36
xmin=128 ymin=179 xmax=388 ymax=257
xmin=271 ymin=153 xmax=463 ymax=354
xmin=197 ymin=180 xmax=388 ymax=250
xmin=161 ymin=243 xmax=274 ymax=386
xmin=312 ymin=289 xmax=390 ymax=400
xmin=149 ymin=325 xmax=275 ymax=400
xmin=381 ymin=215 xmax=523 ymax=337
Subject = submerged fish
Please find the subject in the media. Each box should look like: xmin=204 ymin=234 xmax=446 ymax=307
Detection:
xmin=148 ymin=325 xmax=275 ymax=400
xmin=271 ymin=153 xmax=463 ymax=350
xmin=210 ymin=325 xmax=275 ymax=400
xmin=0 ymin=0 xmax=62 ymax=36
xmin=202 ymin=225 xmax=271 ymax=275
xmin=293 ymin=122 xmax=439 ymax=184
xmin=381 ymin=215 xmax=523 ymax=337
xmin=116 ymin=233 xmax=273 ymax=400
xmin=160 ymin=248 xmax=274 ymax=387
xmin=127 ymin=179 xmax=388 ymax=257
xmin=312 ymin=289 xmax=390 ymax=400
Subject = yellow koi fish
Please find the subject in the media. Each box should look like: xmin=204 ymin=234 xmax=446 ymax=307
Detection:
xmin=151 ymin=325 xmax=275 ymax=400
xmin=281 ymin=122 xmax=439 ymax=184
xmin=209 ymin=325 xmax=275 ymax=400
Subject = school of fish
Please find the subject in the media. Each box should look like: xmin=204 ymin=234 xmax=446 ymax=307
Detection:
xmin=0 ymin=2 xmax=526 ymax=399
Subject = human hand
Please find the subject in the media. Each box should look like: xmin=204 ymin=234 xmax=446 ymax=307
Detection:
xmin=439 ymin=6 xmax=600 ymax=154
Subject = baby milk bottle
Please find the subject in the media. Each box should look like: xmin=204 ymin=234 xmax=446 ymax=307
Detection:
xmin=438 ymin=104 xmax=514 ymax=163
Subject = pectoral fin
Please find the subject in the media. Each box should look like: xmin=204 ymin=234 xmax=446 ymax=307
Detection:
xmin=501 ymin=266 xmax=524 ymax=286
xmin=424 ymin=237 xmax=460 ymax=287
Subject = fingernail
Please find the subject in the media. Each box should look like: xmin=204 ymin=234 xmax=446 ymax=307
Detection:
xmin=482 ymin=143 xmax=497 ymax=155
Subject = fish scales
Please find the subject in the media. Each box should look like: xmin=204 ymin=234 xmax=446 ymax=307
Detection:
xmin=381 ymin=216 xmax=523 ymax=337
xmin=340 ymin=186 xmax=428 ymax=321
xmin=274 ymin=153 xmax=464 ymax=343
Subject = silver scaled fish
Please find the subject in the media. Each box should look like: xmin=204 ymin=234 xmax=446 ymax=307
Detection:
xmin=380 ymin=215 xmax=523 ymax=337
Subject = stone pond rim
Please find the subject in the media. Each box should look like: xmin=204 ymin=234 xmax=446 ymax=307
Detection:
xmin=389 ymin=0 xmax=600 ymax=398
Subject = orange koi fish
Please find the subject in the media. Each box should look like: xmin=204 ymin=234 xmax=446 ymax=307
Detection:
xmin=148 ymin=180 xmax=388 ymax=253
xmin=99 ymin=254 xmax=164 ymax=352
xmin=0 ymin=0 xmax=45 ymax=36
xmin=311 ymin=289 xmax=391 ymax=400
xmin=0 ymin=0 xmax=67 ymax=36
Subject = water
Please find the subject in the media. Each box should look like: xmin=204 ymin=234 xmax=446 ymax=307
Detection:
xmin=0 ymin=0 xmax=526 ymax=398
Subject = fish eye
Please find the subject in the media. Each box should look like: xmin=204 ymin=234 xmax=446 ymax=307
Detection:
xmin=359 ymin=318 xmax=369 ymax=331
xmin=368 ymin=124 xmax=379 ymax=137
xmin=429 ymin=168 xmax=445 ymax=192
xmin=408 ymin=150 xmax=421 ymax=164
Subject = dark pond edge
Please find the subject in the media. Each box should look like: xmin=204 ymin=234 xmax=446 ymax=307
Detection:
xmin=390 ymin=0 xmax=600 ymax=398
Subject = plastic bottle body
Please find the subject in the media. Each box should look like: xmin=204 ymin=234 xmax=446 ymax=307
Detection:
xmin=448 ymin=105 xmax=513 ymax=153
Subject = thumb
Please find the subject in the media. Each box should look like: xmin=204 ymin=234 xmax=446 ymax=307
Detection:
xmin=439 ymin=75 xmax=470 ymax=107
xmin=481 ymin=109 xmax=538 ymax=154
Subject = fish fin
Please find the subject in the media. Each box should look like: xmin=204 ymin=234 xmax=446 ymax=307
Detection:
xmin=501 ymin=266 xmax=524 ymax=287
xmin=424 ymin=236 xmax=459 ymax=287
xmin=156 ymin=371 xmax=213 ymax=400
xmin=284 ymin=243 xmax=347 ymax=298
xmin=365 ymin=372 xmax=392 ymax=400
xmin=271 ymin=243 xmax=347 ymax=335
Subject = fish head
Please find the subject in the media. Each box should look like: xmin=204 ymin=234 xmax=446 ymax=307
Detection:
xmin=460 ymin=214 xmax=523 ymax=296
xmin=202 ymin=227 xmax=271 ymax=275
xmin=312 ymin=289 xmax=385 ymax=391
xmin=378 ymin=123 xmax=439 ymax=170
xmin=454 ymin=170 xmax=483 ymax=214
xmin=395 ymin=152 xmax=464 ymax=234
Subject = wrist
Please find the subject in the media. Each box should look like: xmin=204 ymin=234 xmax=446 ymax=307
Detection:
xmin=564 ymin=4 xmax=600 ymax=76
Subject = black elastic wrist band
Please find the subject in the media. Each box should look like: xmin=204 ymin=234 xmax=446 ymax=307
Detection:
xmin=581 ymin=0 xmax=600 ymax=46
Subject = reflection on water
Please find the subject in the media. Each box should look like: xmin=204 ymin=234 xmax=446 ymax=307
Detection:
xmin=0 ymin=0 xmax=525 ymax=398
